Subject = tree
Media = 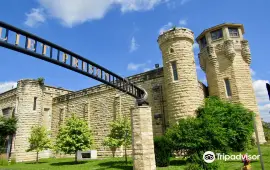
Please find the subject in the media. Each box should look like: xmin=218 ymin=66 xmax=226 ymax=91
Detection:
xmin=55 ymin=114 xmax=93 ymax=163
xmin=166 ymin=97 xmax=254 ymax=169
xmin=0 ymin=116 xmax=17 ymax=149
xmin=26 ymin=125 xmax=51 ymax=163
xmin=103 ymin=117 xmax=131 ymax=163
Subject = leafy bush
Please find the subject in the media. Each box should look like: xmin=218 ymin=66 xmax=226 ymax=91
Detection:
xmin=196 ymin=97 xmax=254 ymax=151
xmin=166 ymin=97 xmax=254 ymax=168
xmin=0 ymin=116 xmax=17 ymax=141
xmin=154 ymin=136 xmax=172 ymax=167
xmin=185 ymin=162 xmax=223 ymax=170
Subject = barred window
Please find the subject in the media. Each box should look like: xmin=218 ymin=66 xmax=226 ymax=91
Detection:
xmin=229 ymin=28 xmax=239 ymax=37
xmin=211 ymin=29 xmax=223 ymax=41
xmin=171 ymin=61 xmax=178 ymax=81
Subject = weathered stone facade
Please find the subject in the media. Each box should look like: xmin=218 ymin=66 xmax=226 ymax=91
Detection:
xmin=158 ymin=27 xmax=201 ymax=124
xmin=197 ymin=23 xmax=266 ymax=143
xmin=0 ymin=23 xmax=266 ymax=162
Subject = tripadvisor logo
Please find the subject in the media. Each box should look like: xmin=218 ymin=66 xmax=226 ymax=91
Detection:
xmin=203 ymin=151 xmax=215 ymax=163
xmin=203 ymin=151 xmax=260 ymax=163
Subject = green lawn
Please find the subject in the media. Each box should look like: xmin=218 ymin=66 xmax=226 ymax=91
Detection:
xmin=1 ymin=145 xmax=269 ymax=170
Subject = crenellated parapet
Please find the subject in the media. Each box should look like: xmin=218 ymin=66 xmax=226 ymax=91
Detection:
xmin=241 ymin=40 xmax=251 ymax=65
xmin=224 ymin=40 xmax=236 ymax=61
xmin=158 ymin=27 xmax=194 ymax=47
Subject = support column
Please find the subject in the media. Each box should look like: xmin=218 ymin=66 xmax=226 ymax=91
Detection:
xmin=131 ymin=105 xmax=156 ymax=170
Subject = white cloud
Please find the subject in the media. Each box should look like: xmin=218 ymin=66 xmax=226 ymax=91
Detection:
xmin=193 ymin=43 xmax=199 ymax=50
xmin=250 ymin=68 xmax=256 ymax=76
xmin=180 ymin=0 xmax=191 ymax=5
xmin=130 ymin=36 xmax=139 ymax=53
xmin=252 ymin=79 xmax=270 ymax=122
xmin=253 ymin=80 xmax=269 ymax=103
xmin=0 ymin=82 xmax=17 ymax=94
xmin=159 ymin=22 xmax=173 ymax=34
xmin=117 ymin=0 xmax=165 ymax=13
xmin=179 ymin=19 xmax=187 ymax=26
xmin=24 ymin=8 xmax=46 ymax=27
xmin=26 ymin=0 xmax=169 ymax=27
xmin=259 ymin=104 xmax=270 ymax=112
xmin=127 ymin=63 xmax=146 ymax=71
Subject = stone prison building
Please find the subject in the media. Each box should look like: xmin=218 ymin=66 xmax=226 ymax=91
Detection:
xmin=0 ymin=23 xmax=266 ymax=162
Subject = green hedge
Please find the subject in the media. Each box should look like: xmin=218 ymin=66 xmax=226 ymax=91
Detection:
xmin=154 ymin=136 xmax=172 ymax=167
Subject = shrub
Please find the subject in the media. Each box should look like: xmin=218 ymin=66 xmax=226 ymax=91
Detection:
xmin=185 ymin=162 xmax=223 ymax=170
xmin=185 ymin=164 xmax=203 ymax=170
xmin=154 ymin=136 xmax=172 ymax=167
xmin=166 ymin=97 xmax=254 ymax=168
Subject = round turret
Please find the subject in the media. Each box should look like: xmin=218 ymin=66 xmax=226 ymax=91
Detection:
xmin=158 ymin=28 xmax=200 ymax=125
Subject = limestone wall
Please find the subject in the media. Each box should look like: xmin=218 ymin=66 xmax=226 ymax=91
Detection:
xmin=51 ymin=68 xmax=207 ymax=157
xmin=0 ymin=70 xmax=207 ymax=161
xmin=14 ymin=80 xmax=43 ymax=162
xmin=0 ymin=89 xmax=16 ymax=117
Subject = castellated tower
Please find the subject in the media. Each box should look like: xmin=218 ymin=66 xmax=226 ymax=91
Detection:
xmin=14 ymin=79 xmax=43 ymax=162
xmin=158 ymin=28 xmax=201 ymax=125
xmin=196 ymin=23 xmax=266 ymax=143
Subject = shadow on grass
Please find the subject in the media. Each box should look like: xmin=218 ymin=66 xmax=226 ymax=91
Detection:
xmin=170 ymin=159 xmax=187 ymax=166
xmin=25 ymin=161 xmax=47 ymax=164
xmin=97 ymin=160 xmax=133 ymax=170
xmin=50 ymin=161 xmax=88 ymax=166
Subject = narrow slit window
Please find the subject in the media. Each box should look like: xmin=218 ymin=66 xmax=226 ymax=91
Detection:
xmin=33 ymin=97 xmax=37 ymax=110
xmin=171 ymin=61 xmax=178 ymax=81
xmin=59 ymin=108 xmax=64 ymax=126
xmin=224 ymin=78 xmax=232 ymax=97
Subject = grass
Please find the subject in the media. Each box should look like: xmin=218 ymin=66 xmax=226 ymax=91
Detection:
xmin=0 ymin=145 xmax=269 ymax=170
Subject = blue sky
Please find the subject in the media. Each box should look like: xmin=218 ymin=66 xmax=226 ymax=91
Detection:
xmin=0 ymin=0 xmax=270 ymax=122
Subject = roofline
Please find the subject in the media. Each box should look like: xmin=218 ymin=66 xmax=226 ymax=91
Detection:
xmin=0 ymin=88 xmax=17 ymax=96
xmin=196 ymin=23 xmax=245 ymax=42
xmin=44 ymin=85 xmax=73 ymax=92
